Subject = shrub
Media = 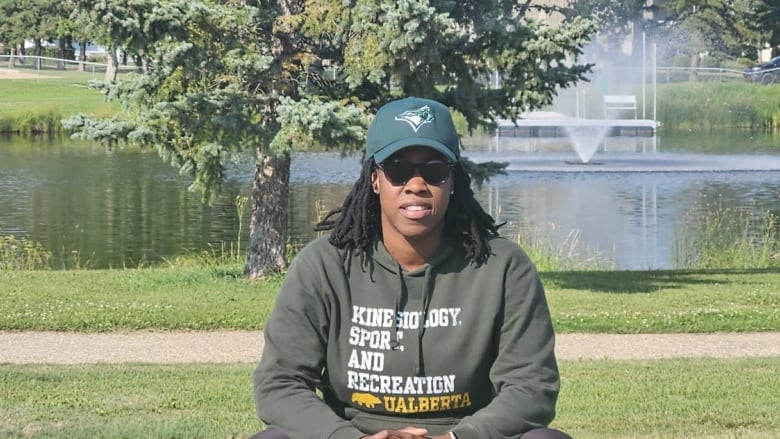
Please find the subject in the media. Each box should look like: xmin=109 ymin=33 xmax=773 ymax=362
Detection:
xmin=0 ymin=234 xmax=52 ymax=271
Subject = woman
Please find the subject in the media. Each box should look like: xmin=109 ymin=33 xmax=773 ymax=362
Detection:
xmin=252 ymin=97 xmax=571 ymax=439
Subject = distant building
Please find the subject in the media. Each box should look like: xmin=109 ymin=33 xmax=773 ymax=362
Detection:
xmin=23 ymin=39 xmax=110 ymax=60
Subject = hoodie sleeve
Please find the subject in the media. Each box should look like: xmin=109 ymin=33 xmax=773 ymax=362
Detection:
xmin=252 ymin=244 xmax=365 ymax=439
xmin=451 ymin=243 xmax=560 ymax=439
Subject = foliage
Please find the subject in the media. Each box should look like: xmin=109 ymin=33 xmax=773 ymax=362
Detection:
xmin=561 ymin=0 xmax=761 ymax=69
xmin=63 ymin=0 xmax=600 ymax=179
xmin=675 ymin=197 xmax=780 ymax=270
xmin=514 ymin=222 xmax=614 ymax=272
xmin=657 ymin=82 xmax=780 ymax=131
xmin=561 ymin=0 xmax=645 ymax=60
xmin=270 ymin=96 xmax=370 ymax=152
xmin=751 ymin=0 xmax=780 ymax=57
xmin=0 ymin=0 xmax=62 ymax=54
xmin=0 ymin=234 xmax=52 ymax=270
xmin=459 ymin=156 xmax=507 ymax=189
xmin=69 ymin=0 xmax=200 ymax=80
xmin=65 ymin=1 xmax=277 ymax=198
xmin=657 ymin=0 xmax=758 ymax=69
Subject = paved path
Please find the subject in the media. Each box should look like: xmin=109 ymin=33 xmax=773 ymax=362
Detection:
xmin=1 ymin=331 xmax=779 ymax=364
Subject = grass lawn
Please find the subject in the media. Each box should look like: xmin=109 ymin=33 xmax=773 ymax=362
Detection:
xmin=0 ymin=265 xmax=280 ymax=331
xmin=0 ymin=68 xmax=127 ymax=133
xmin=0 ymin=77 xmax=117 ymax=118
xmin=1 ymin=267 xmax=778 ymax=333
xmin=1 ymin=358 xmax=779 ymax=439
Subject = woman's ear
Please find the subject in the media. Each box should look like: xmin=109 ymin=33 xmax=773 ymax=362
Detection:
xmin=370 ymin=171 xmax=379 ymax=194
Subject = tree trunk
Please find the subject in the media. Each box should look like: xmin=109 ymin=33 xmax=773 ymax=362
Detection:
xmin=77 ymin=41 xmax=87 ymax=72
xmin=140 ymin=54 xmax=149 ymax=74
xmin=104 ymin=46 xmax=118 ymax=82
xmin=244 ymin=151 xmax=291 ymax=279
xmin=16 ymin=44 xmax=25 ymax=64
xmin=688 ymin=54 xmax=699 ymax=82
xmin=57 ymin=38 xmax=67 ymax=70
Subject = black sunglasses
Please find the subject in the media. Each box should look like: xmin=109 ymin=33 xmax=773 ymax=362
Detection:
xmin=377 ymin=159 xmax=454 ymax=186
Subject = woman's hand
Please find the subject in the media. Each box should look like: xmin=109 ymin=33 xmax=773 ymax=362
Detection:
xmin=361 ymin=426 xmax=449 ymax=438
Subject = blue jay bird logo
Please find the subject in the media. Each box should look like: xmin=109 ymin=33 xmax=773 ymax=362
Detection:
xmin=395 ymin=105 xmax=434 ymax=132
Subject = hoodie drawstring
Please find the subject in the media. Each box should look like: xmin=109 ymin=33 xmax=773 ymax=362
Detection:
xmin=390 ymin=262 xmax=435 ymax=376
xmin=389 ymin=264 xmax=403 ymax=351
xmin=416 ymin=265 xmax=434 ymax=376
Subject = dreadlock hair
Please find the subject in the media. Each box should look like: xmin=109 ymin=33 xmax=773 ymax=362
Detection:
xmin=314 ymin=159 xmax=380 ymax=259
xmin=445 ymin=163 xmax=502 ymax=265
xmin=314 ymin=158 xmax=501 ymax=266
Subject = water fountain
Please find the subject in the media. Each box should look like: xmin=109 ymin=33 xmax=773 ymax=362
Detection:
xmin=562 ymin=118 xmax=610 ymax=165
xmin=482 ymin=104 xmax=780 ymax=172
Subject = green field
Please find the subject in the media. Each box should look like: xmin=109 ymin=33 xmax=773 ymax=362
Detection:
xmin=2 ymin=358 xmax=779 ymax=439
xmin=0 ymin=66 xmax=126 ymax=133
xmin=2 ymin=267 xmax=779 ymax=333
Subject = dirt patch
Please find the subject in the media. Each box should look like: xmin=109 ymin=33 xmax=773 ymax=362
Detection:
xmin=1 ymin=331 xmax=778 ymax=364
xmin=0 ymin=68 xmax=59 ymax=80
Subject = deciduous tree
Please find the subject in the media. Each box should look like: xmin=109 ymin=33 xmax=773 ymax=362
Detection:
xmin=656 ymin=0 xmax=757 ymax=79
xmin=752 ymin=0 xmax=780 ymax=57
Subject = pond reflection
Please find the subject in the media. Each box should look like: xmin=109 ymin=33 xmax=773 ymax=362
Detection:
xmin=0 ymin=132 xmax=778 ymax=269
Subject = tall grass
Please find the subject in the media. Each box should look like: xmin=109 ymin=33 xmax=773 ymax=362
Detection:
xmin=163 ymin=195 xmax=250 ymax=268
xmin=514 ymin=221 xmax=615 ymax=271
xmin=0 ymin=234 xmax=52 ymax=270
xmin=675 ymin=197 xmax=780 ymax=269
xmin=658 ymin=82 xmax=780 ymax=131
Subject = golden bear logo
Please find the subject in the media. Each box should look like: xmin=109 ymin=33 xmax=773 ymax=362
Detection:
xmin=351 ymin=392 xmax=383 ymax=409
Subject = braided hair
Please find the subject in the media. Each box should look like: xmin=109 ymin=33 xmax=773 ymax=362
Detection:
xmin=314 ymin=158 xmax=501 ymax=266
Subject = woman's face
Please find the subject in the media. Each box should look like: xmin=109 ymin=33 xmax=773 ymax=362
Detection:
xmin=371 ymin=146 xmax=454 ymax=247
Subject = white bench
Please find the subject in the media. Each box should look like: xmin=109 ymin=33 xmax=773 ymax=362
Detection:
xmin=603 ymin=95 xmax=637 ymax=119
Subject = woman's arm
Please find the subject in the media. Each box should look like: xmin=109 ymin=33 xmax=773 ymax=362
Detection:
xmin=450 ymin=244 xmax=560 ymax=439
xmin=253 ymin=246 xmax=365 ymax=439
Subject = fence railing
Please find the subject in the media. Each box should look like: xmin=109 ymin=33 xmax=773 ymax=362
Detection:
xmin=655 ymin=66 xmax=745 ymax=83
xmin=0 ymin=55 xmax=759 ymax=85
xmin=0 ymin=55 xmax=137 ymax=80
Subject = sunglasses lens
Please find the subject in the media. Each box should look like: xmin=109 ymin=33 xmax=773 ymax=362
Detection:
xmin=382 ymin=161 xmax=415 ymax=185
xmin=420 ymin=162 xmax=451 ymax=184
xmin=380 ymin=160 xmax=451 ymax=185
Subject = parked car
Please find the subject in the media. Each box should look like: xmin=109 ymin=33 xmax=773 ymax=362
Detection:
xmin=743 ymin=56 xmax=780 ymax=84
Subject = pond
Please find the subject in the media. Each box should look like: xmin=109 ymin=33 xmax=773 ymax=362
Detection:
xmin=0 ymin=131 xmax=778 ymax=270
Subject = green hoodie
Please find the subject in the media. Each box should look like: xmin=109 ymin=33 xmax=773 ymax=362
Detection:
xmin=253 ymin=235 xmax=560 ymax=439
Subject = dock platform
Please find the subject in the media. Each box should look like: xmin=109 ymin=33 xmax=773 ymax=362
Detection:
xmin=497 ymin=117 xmax=659 ymax=138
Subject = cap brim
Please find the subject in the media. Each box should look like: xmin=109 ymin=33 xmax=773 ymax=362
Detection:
xmin=372 ymin=138 xmax=458 ymax=164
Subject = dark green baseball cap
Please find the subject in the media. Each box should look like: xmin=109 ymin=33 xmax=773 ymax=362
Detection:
xmin=366 ymin=97 xmax=460 ymax=164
